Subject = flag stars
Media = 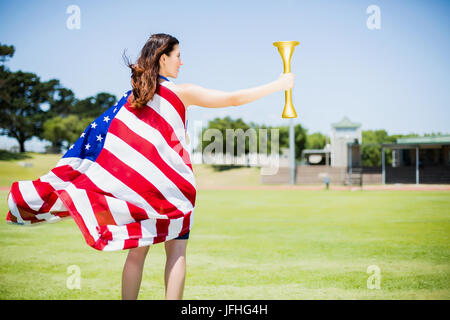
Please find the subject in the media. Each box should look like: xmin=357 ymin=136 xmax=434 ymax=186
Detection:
xmin=91 ymin=122 xmax=97 ymax=129
xmin=69 ymin=144 xmax=74 ymax=150
xmin=103 ymin=115 xmax=110 ymax=123
xmin=80 ymin=132 xmax=85 ymax=138
xmin=85 ymin=143 xmax=91 ymax=150
xmin=113 ymin=107 xmax=118 ymax=113
xmin=96 ymin=134 xmax=103 ymax=142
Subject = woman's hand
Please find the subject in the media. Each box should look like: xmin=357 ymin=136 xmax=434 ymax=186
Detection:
xmin=277 ymin=73 xmax=295 ymax=91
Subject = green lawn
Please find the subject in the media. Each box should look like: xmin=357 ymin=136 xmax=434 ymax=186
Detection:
xmin=0 ymin=152 xmax=261 ymax=188
xmin=0 ymin=152 xmax=62 ymax=187
xmin=1 ymin=188 xmax=449 ymax=299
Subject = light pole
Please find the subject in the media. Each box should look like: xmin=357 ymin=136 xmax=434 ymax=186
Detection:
xmin=289 ymin=119 xmax=296 ymax=185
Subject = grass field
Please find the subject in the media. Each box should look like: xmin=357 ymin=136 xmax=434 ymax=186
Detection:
xmin=0 ymin=152 xmax=449 ymax=299
xmin=0 ymin=153 xmax=62 ymax=187
xmin=0 ymin=152 xmax=261 ymax=189
xmin=1 ymin=188 xmax=449 ymax=299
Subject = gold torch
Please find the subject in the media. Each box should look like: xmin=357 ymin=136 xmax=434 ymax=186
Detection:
xmin=273 ymin=41 xmax=300 ymax=118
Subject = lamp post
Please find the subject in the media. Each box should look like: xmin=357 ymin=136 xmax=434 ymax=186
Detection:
xmin=381 ymin=147 xmax=385 ymax=184
xmin=289 ymin=119 xmax=296 ymax=185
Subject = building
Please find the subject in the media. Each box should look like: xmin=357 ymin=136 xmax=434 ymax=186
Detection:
xmin=381 ymin=136 xmax=450 ymax=184
xmin=301 ymin=116 xmax=362 ymax=169
xmin=262 ymin=116 xmax=368 ymax=185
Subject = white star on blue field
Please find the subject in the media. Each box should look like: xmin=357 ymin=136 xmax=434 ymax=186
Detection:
xmin=64 ymin=90 xmax=131 ymax=161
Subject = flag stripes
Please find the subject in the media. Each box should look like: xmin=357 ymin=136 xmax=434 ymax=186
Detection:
xmin=6 ymin=82 xmax=196 ymax=251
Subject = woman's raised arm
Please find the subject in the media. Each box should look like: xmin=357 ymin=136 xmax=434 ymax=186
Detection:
xmin=178 ymin=73 xmax=295 ymax=108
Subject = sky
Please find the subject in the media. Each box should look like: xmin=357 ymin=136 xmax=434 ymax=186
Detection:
xmin=0 ymin=0 xmax=449 ymax=151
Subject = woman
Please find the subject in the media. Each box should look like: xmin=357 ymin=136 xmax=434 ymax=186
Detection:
xmin=121 ymin=33 xmax=294 ymax=300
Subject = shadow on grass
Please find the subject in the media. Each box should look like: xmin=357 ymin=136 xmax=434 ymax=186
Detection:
xmin=0 ymin=150 xmax=32 ymax=161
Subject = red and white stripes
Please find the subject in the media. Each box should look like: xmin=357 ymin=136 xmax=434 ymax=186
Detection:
xmin=6 ymin=82 xmax=196 ymax=251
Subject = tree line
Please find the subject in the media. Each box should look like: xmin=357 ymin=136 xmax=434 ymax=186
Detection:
xmin=0 ymin=43 xmax=117 ymax=153
xmin=198 ymin=117 xmax=447 ymax=167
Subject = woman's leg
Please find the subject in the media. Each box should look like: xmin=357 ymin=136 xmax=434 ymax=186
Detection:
xmin=164 ymin=239 xmax=188 ymax=300
xmin=121 ymin=245 xmax=150 ymax=300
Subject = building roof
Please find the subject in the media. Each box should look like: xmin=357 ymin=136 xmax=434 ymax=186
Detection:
xmin=331 ymin=116 xmax=361 ymax=128
xmin=382 ymin=135 xmax=450 ymax=148
xmin=396 ymin=136 xmax=450 ymax=144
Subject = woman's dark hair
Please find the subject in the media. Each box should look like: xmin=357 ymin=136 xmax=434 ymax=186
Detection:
xmin=123 ymin=33 xmax=179 ymax=109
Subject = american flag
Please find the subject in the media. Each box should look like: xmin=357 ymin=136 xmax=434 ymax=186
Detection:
xmin=6 ymin=83 xmax=196 ymax=251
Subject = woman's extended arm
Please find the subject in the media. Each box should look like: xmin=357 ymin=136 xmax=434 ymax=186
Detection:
xmin=178 ymin=73 xmax=295 ymax=108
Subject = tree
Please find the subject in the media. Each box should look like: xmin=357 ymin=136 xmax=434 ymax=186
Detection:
xmin=292 ymin=124 xmax=307 ymax=161
xmin=0 ymin=42 xmax=119 ymax=153
xmin=71 ymin=92 xmax=117 ymax=118
xmin=0 ymin=43 xmax=15 ymax=65
xmin=361 ymin=130 xmax=419 ymax=167
xmin=276 ymin=123 xmax=307 ymax=161
xmin=201 ymin=116 xmax=250 ymax=155
xmin=0 ymin=43 xmax=14 ymax=108
xmin=42 ymin=115 xmax=93 ymax=153
xmin=42 ymin=90 xmax=117 ymax=153
xmin=306 ymin=132 xmax=328 ymax=150
xmin=200 ymin=117 xmax=308 ymax=162
xmin=47 ymin=86 xmax=77 ymax=118
xmin=0 ymin=70 xmax=59 ymax=152
xmin=0 ymin=43 xmax=62 ymax=153
xmin=361 ymin=130 xmax=388 ymax=167
xmin=423 ymin=132 xmax=449 ymax=137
